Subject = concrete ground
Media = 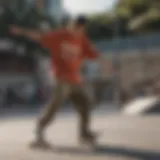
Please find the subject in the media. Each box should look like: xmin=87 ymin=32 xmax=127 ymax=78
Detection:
xmin=0 ymin=107 xmax=160 ymax=160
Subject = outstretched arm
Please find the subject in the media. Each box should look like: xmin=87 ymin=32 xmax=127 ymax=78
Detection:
xmin=10 ymin=26 xmax=62 ymax=49
xmin=10 ymin=26 xmax=43 ymax=42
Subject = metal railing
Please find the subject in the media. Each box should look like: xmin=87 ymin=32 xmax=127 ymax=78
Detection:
xmin=94 ymin=32 xmax=160 ymax=52
xmin=88 ymin=33 xmax=160 ymax=106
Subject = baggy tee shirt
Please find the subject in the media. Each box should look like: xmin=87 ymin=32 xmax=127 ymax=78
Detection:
xmin=40 ymin=29 xmax=98 ymax=84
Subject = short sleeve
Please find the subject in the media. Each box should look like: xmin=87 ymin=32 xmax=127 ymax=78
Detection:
xmin=40 ymin=30 xmax=62 ymax=49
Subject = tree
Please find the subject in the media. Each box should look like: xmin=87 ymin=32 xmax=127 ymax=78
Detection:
xmin=0 ymin=1 xmax=57 ymax=56
xmin=87 ymin=13 xmax=114 ymax=40
xmin=116 ymin=0 xmax=160 ymax=33
xmin=115 ymin=0 xmax=150 ymax=18
xmin=128 ymin=2 xmax=160 ymax=32
xmin=0 ymin=5 xmax=18 ymax=37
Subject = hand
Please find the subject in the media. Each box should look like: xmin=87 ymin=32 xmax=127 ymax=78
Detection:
xmin=10 ymin=25 xmax=23 ymax=35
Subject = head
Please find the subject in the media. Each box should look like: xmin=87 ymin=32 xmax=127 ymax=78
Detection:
xmin=68 ymin=15 xmax=88 ymax=35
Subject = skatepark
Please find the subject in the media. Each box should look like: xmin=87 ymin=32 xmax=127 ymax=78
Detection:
xmin=1 ymin=97 xmax=160 ymax=160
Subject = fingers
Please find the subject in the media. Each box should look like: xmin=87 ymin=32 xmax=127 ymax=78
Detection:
xmin=9 ymin=25 xmax=22 ymax=35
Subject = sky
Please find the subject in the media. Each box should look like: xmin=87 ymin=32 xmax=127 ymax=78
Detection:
xmin=63 ymin=0 xmax=117 ymax=15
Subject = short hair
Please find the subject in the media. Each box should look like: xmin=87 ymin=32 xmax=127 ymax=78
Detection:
xmin=74 ymin=15 xmax=88 ymax=26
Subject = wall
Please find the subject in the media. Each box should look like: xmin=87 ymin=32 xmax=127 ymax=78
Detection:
xmin=0 ymin=74 xmax=34 ymax=88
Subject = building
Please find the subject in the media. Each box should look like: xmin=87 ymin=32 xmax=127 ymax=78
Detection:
xmin=7 ymin=0 xmax=64 ymax=22
xmin=44 ymin=0 xmax=63 ymax=21
xmin=34 ymin=0 xmax=63 ymax=22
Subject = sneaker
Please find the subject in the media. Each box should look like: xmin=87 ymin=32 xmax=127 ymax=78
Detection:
xmin=80 ymin=131 xmax=97 ymax=146
xmin=29 ymin=139 xmax=53 ymax=150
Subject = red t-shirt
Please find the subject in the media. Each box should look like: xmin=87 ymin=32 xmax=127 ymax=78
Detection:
xmin=40 ymin=29 xmax=98 ymax=84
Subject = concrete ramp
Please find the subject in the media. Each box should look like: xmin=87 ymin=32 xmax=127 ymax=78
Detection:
xmin=123 ymin=96 xmax=160 ymax=115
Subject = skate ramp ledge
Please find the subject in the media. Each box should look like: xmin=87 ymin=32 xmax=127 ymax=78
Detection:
xmin=123 ymin=96 xmax=159 ymax=115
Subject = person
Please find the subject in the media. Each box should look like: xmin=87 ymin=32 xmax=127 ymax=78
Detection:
xmin=10 ymin=15 xmax=99 ymax=148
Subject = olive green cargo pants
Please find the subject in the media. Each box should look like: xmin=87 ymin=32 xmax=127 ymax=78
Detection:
xmin=37 ymin=81 xmax=91 ymax=138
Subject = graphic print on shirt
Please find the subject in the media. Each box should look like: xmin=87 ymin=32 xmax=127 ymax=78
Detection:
xmin=60 ymin=41 xmax=81 ymax=61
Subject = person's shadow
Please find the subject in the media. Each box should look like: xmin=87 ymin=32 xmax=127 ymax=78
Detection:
xmin=51 ymin=145 xmax=160 ymax=160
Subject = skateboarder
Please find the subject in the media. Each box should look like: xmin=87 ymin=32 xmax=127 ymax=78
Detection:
xmin=10 ymin=15 xmax=99 ymax=148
